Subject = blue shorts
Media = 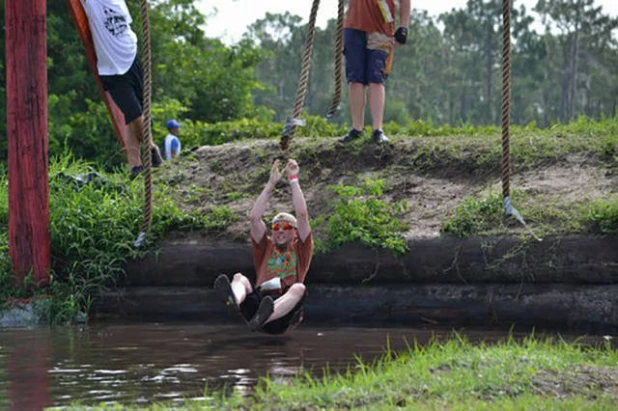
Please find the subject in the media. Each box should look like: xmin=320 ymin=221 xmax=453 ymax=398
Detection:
xmin=101 ymin=58 xmax=143 ymax=124
xmin=344 ymin=29 xmax=389 ymax=85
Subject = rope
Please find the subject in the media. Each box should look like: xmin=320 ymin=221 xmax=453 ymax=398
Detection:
xmin=134 ymin=0 xmax=153 ymax=248
xmin=280 ymin=0 xmax=321 ymax=151
xmin=500 ymin=0 xmax=511 ymax=202
xmin=326 ymin=0 xmax=344 ymax=118
xmin=501 ymin=0 xmax=541 ymax=242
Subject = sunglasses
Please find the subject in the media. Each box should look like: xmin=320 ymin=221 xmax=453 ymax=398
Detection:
xmin=272 ymin=222 xmax=294 ymax=231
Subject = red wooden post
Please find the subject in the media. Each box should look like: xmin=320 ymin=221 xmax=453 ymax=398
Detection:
xmin=6 ymin=0 xmax=51 ymax=286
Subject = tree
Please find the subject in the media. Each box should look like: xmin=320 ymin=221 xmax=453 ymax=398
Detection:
xmin=535 ymin=0 xmax=618 ymax=121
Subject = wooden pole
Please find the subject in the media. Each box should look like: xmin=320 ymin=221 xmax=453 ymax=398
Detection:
xmin=6 ymin=0 xmax=51 ymax=286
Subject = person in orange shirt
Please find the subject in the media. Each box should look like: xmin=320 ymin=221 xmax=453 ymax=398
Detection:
xmin=214 ymin=159 xmax=313 ymax=334
xmin=338 ymin=0 xmax=411 ymax=145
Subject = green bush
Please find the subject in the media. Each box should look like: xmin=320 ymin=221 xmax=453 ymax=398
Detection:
xmin=319 ymin=179 xmax=409 ymax=255
xmin=441 ymin=189 xmax=505 ymax=237
xmin=0 ymin=156 xmax=207 ymax=323
xmin=586 ymin=196 xmax=618 ymax=234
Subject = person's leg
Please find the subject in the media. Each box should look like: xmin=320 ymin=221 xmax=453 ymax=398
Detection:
xmin=340 ymin=29 xmax=368 ymax=142
xmin=231 ymin=272 xmax=253 ymax=305
xmin=264 ymin=283 xmax=306 ymax=324
xmin=366 ymin=48 xmax=390 ymax=143
xmin=368 ymin=83 xmax=385 ymax=131
xmin=125 ymin=115 xmax=143 ymax=168
xmin=349 ymin=83 xmax=367 ymax=131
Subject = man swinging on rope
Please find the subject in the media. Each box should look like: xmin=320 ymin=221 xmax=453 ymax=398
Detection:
xmin=215 ymin=159 xmax=313 ymax=334
xmin=81 ymin=0 xmax=162 ymax=179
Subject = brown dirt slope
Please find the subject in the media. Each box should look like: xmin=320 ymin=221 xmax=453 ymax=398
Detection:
xmin=156 ymin=137 xmax=617 ymax=242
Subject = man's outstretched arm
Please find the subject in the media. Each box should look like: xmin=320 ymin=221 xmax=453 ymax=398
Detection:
xmin=250 ymin=160 xmax=282 ymax=243
xmin=285 ymin=159 xmax=311 ymax=242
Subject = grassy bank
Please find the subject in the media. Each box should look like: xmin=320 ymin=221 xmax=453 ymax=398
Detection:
xmin=67 ymin=334 xmax=618 ymax=410
xmin=0 ymin=157 xmax=211 ymax=324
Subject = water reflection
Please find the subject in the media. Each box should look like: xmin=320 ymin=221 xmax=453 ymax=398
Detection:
xmin=0 ymin=323 xmax=609 ymax=408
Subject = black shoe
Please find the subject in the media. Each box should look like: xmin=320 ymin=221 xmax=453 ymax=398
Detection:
xmin=372 ymin=129 xmax=389 ymax=144
xmin=151 ymin=146 xmax=163 ymax=168
xmin=248 ymin=296 xmax=274 ymax=332
xmin=338 ymin=128 xmax=363 ymax=143
xmin=129 ymin=165 xmax=144 ymax=181
xmin=214 ymin=274 xmax=238 ymax=309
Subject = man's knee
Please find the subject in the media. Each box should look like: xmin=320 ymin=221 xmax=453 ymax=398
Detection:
xmin=232 ymin=272 xmax=245 ymax=283
xmin=288 ymin=283 xmax=306 ymax=298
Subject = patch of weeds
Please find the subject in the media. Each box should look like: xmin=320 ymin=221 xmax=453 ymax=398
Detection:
xmin=203 ymin=205 xmax=239 ymax=231
xmin=224 ymin=191 xmax=246 ymax=202
xmin=176 ymin=184 xmax=207 ymax=205
xmin=441 ymin=188 xmax=505 ymax=237
xmin=585 ymin=195 xmax=618 ymax=234
xmin=521 ymin=200 xmax=585 ymax=236
xmin=442 ymin=187 xmax=613 ymax=237
xmin=320 ymin=179 xmax=409 ymax=255
xmin=209 ymin=158 xmax=223 ymax=173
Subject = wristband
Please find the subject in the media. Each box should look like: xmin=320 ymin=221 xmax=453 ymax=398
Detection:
xmin=289 ymin=175 xmax=299 ymax=185
xmin=288 ymin=174 xmax=298 ymax=181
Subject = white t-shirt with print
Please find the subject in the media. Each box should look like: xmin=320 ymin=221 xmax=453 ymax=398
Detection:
xmin=81 ymin=0 xmax=137 ymax=76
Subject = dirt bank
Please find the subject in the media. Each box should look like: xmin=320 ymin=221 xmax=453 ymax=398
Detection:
xmin=100 ymin=136 xmax=618 ymax=332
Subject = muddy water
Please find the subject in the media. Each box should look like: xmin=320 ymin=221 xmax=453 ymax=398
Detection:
xmin=0 ymin=322 xmax=608 ymax=409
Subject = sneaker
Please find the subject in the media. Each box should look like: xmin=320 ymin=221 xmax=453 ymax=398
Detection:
xmin=248 ymin=296 xmax=275 ymax=332
xmin=129 ymin=165 xmax=144 ymax=181
xmin=214 ymin=274 xmax=239 ymax=311
xmin=372 ymin=129 xmax=389 ymax=144
xmin=151 ymin=146 xmax=163 ymax=168
xmin=338 ymin=128 xmax=363 ymax=143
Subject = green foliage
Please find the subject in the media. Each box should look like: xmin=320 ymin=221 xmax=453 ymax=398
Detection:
xmin=586 ymin=195 xmax=618 ymax=234
xmin=0 ymin=157 xmax=208 ymax=324
xmin=246 ymin=334 xmax=618 ymax=410
xmin=319 ymin=179 xmax=409 ymax=255
xmin=49 ymin=96 xmax=126 ymax=169
xmin=442 ymin=189 xmax=505 ymax=237
xmin=202 ymin=206 xmax=238 ymax=231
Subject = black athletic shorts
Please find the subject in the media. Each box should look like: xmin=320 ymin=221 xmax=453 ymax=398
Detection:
xmin=100 ymin=58 xmax=144 ymax=124
xmin=240 ymin=286 xmax=306 ymax=335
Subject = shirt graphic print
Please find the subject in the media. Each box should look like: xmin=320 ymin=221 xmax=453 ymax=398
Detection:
xmin=266 ymin=249 xmax=297 ymax=281
xmin=103 ymin=6 xmax=129 ymax=37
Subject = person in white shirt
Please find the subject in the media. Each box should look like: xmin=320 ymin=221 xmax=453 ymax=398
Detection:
xmin=164 ymin=119 xmax=182 ymax=160
xmin=81 ymin=0 xmax=162 ymax=179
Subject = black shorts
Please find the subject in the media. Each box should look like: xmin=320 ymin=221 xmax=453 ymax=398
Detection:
xmin=100 ymin=58 xmax=144 ymax=124
xmin=240 ymin=286 xmax=306 ymax=335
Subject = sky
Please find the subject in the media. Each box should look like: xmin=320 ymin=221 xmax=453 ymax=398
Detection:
xmin=196 ymin=0 xmax=618 ymax=44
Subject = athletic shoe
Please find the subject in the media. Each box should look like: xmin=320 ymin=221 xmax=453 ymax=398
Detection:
xmin=151 ymin=146 xmax=163 ymax=168
xmin=372 ymin=129 xmax=389 ymax=144
xmin=129 ymin=165 xmax=144 ymax=181
xmin=248 ymin=296 xmax=275 ymax=331
xmin=338 ymin=128 xmax=363 ymax=143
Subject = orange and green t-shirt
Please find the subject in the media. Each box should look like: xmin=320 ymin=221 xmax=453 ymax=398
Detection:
xmin=252 ymin=233 xmax=313 ymax=295
xmin=344 ymin=0 xmax=397 ymax=36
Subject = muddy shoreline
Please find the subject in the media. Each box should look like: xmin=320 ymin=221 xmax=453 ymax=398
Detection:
xmin=92 ymin=234 xmax=618 ymax=334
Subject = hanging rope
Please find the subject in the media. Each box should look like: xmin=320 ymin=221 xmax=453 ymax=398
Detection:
xmin=501 ymin=0 xmax=541 ymax=242
xmin=134 ymin=0 xmax=153 ymax=248
xmin=280 ymin=0 xmax=321 ymax=151
xmin=500 ymin=0 xmax=511 ymax=203
xmin=326 ymin=0 xmax=344 ymax=118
